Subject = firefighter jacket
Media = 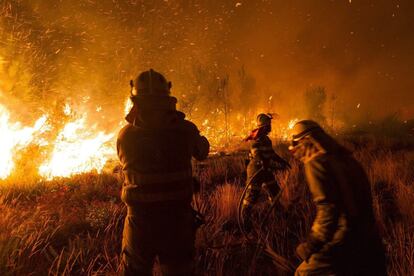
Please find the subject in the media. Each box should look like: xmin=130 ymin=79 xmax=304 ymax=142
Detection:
xmin=247 ymin=135 xmax=287 ymax=183
xmin=304 ymin=149 xmax=383 ymax=258
xmin=117 ymin=110 xmax=209 ymax=204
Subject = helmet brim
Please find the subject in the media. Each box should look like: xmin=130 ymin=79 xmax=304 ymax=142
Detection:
xmin=292 ymin=126 xmax=321 ymax=141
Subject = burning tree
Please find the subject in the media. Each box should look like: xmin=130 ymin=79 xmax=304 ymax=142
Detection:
xmin=187 ymin=64 xmax=234 ymax=147
xmin=216 ymin=74 xmax=230 ymax=145
xmin=237 ymin=65 xmax=256 ymax=132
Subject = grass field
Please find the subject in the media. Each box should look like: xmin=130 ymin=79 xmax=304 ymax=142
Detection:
xmin=0 ymin=136 xmax=413 ymax=275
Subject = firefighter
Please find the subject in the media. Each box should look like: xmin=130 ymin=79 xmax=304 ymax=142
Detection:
xmin=289 ymin=120 xmax=386 ymax=276
xmin=117 ymin=69 xmax=209 ymax=275
xmin=241 ymin=113 xmax=290 ymax=231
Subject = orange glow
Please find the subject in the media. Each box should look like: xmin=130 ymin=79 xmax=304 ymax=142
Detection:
xmin=0 ymin=104 xmax=48 ymax=179
xmin=38 ymin=114 xmax=114 ymax=180
xmin=0 ymin=98 xmax=298 ymax=180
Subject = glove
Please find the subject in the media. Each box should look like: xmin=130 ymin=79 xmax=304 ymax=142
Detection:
xmin=296 ymin=236 xmax=323 ymax=262
xmin=296 ymin=242 xmax=313 ymax=262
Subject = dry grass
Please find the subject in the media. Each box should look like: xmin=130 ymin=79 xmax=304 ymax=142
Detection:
xmin=0 ymin=137 xmax=413 ymax=275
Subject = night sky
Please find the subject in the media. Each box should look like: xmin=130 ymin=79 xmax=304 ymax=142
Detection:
xmin=0 ymin=0 xmax=413 ymax=125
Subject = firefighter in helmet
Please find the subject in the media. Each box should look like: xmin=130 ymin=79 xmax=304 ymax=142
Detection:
xmin=241 ymin=113 xmax=290 ymax=230
xmin=117 ymin=69 xmax=209 ymax=275
xmin=289 ymin=120 xmax=386 ymax=276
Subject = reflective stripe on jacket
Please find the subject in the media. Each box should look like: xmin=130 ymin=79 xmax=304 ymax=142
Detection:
xmin=121 ymin=169 xmax=193 ymax=203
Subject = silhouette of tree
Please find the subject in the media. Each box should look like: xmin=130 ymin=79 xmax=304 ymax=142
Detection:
xmin=305 ymin=86 xmax=327 ymax=125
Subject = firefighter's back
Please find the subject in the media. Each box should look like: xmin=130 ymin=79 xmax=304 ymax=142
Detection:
xmin=118 ymin=118 xmax=199 ymax=205
xmin=117 ymin=69 xmax=209 ymax=276
xmin=118 ymin=118 xmax=206 ymax=275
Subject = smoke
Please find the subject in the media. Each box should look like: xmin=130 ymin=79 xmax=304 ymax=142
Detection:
xmin=0 ymin=0 xmax=413 ymax=131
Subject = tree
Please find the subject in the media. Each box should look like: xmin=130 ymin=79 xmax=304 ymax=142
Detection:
xmin=216 ymin=75 xmax=230 ymax=145
xmin=237 ymin=65 xmax=256 ymax=131
xmin=304 ymin=86 xmax=327 ymax=125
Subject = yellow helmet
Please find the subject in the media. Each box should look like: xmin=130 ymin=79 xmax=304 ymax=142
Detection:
xmin=291 ymin=120 xmax=322 ymax=141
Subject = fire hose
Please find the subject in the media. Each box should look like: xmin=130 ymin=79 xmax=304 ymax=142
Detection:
xmin=236 ymin=166 xmax=295 ymax=273
xmin=191 ymin=163 xmax=295 ymax=273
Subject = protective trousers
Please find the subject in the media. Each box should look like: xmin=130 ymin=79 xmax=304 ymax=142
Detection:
xmin=241 ymin=170 xmax=279 ymax=227
xmin=120 ymin=203 xmax=195 ymax=276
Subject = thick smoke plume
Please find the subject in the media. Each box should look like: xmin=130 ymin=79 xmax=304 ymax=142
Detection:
xmin=0 ymin=0 xmax=413 ymax=132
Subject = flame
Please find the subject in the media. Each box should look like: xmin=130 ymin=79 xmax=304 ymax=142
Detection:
xmin=124 ymin=97 xmax=133 ymax=116
xmin=0 ymin=102 xmax=117 ymax=181
xmin=288 ymin=118 xmax=299 ymax=130
xmin=281 ymin=118 xmax=299 ymax=140
xmin=0 ymin=104 xmax=48 ymax=179
xmin=0 ymin=97 xmax=300 ymax=180
xmin=38 ymin=114 xmax=114 ymax=180
xmin=63 ymin=102 xmax=72 ymax=116
xmin=196 ymin=108 xmax=300 ymax=151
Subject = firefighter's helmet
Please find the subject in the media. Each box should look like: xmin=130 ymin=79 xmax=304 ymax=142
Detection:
xmin=256 ymin=113 xmax=273 ymax=128
xmin=131 ymin=69 xmax=172 ymax=97
xmin=291 ymin=120 xmax=322 ymax=141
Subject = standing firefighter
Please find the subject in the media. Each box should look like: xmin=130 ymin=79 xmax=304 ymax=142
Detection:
xmin=241 ymin=113 xmax=290 ymax=230
xmin=117 ymin=69 xmax=209 ymax=276
xmin=289 ymin=120 xmax=386 ymax=276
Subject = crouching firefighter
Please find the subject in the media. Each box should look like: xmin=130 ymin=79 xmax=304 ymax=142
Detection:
xmin=117 ymin=69 xmax=210 ymax=276
xmin=241 ymin=113 xmax=290 ymax=231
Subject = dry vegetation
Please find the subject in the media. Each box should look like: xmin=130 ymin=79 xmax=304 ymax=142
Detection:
xmin=0 ymin=136 xmax=413 ymax=275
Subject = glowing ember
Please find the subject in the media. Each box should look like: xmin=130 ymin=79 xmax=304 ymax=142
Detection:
xmin=39 ymin=115 xmax=114 ymax=180
xmin=282 ymin=118 xmax=299 ymax=140
xmin=288 ymin=118 xmax=299 ymax=130
xmin=0 ymin=104 xmax=48 ymax=179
